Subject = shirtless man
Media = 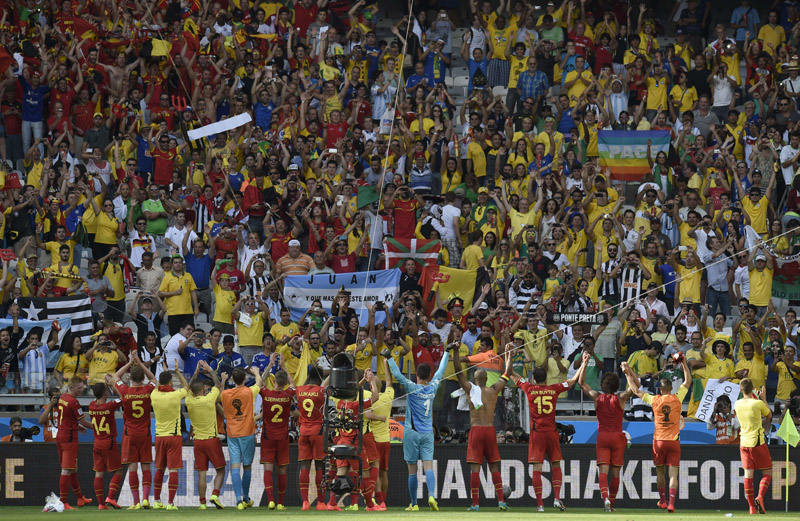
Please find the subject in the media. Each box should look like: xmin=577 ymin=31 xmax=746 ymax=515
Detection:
xmin=451 ymin=343 xmax=512 ymax=511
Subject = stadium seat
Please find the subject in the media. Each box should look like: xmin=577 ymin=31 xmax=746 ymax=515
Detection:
xmin=493 ymin=86 xmax=508 ymax=97
xmin=453 ymin=75 xmax=469 ymax=87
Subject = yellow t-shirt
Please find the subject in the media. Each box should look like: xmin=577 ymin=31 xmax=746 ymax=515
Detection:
xmin=462 ymin=244 xmax=484 ymax=270
xmin=677 ymin=264 xmax=702 ymax=303
xmin=49 ymin=262 xmax=80 ymax=290
xmin=94 ymin=212 xmax=121 ymax=245
xmin=757 ymin=24 xmax=785 ymax=56
xmin=45 ymin=240 xmax=75 ymax=265
xmin=508 ymin=208 xmax=536 ymax=237
xmin=55 ymin=352 xmax=88 ymax=378
xmin=775 ymin=361 xmax=799 ymax=400
xmin=646 ymin=76 xmax=669 ymax=111
xmin=508 ymin=55 xmax=526 ymax=88
xmin=741 ymin=195 xmax=768 ymax=234
xmin=579 ymin=121 xmax=599 ymax=156
xmin=467 ymin=142 xmax=487 ymax=178
xmin=734 ymin=353 xmax=767 ymax=389
xmin=88 ymin=349 xmax=119 ymax=385
xmin=270 ymin=321 xmax=300 ymax=344
xmin=102 ymin=261 xmax=125 ymax=302
xmin=369 ymin=387 xmax=395 ymax=443
xmin=238 ymin=312 xmax=267 ymax=346
xmin=159 ymin=271 xmax=198 ymax=316
xmin=185 ymin=386 xmax=221 ymax=440
xmin=628 ymin=350 xmax=659 ymax=376
xmin=703 ymin=354 xmax=735 ymax=380
xmin=748 ymin=267 xmax=773 ymax=307
xmin=151 ymin=387 xmax=189 ymax=437
xmin=346 ymin=341 xmax=374 ymax=371
xmin=488 ymin=25 xmax=512 ymax=60
xmin=534 ymin=131 xmax=564 ymax=161
xmin=565 ymin=70 xmax=594 ymax=105
xmin=212 ymin=285 xmax=236 ymax=324
xmin=733 ymin=396 xmax=771 ymax=447
xmin=669 ymin=85 xmax=697 ymax=113
xmin=443 ymin=343 xmax=470 ymax=381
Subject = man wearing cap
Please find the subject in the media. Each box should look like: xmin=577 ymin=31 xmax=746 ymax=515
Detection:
xmin=745 ymin=245 xmax=774 ymax=316
xmin=732 ymin=171 xmax=774 ymax=236
xmin=276 ymin=239 xmax=313 ymax=277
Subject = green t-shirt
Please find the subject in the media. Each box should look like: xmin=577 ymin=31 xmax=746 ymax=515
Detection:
xmin=584 ymin=353 xmax=604 ymax=391
xmin=141 ymin=199 xmax=168 ymax=236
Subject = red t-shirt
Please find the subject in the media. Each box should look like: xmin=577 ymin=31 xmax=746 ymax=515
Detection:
xmin=151 ymin=147 xmax=178 ymax=186
xmin=296 ymin=384 xmax=325 ymax=436
xmin=569 ymin=33 xmax=593 ymax=57
xmin=393 ymin=198 xmax=418 ymax=239
xmin=293 ymin=3 xmax=319 ymax=37
xmin=56 ymin=392 xmax=84 ymax=443
xmin=270 ymin=233 xmax=292 ymax=262
xmin=72 ymin=101 xmax=94 ymax=133
xmin=50 ymin=88 xmax=76 ymax=117
xmin=325 ymin=122 xmax=348 ymax=149
xmin=259 ymin=387 xmax=296 ymax=440
xmin=518 ymin=381 xmax=569 ymax=432
xmin=330 ymin=252 xmax=357 ymax=273
xmin=115 ymin=381 xmax=156 ymax=437
xmin=89 ymin=399 xmax=122 ymax=450
xmin=596 ymin=392 xmax=624 ymax=433
xmin=216 ymin=266 xmax=245 ymax=292
xmin=411 ymin=343 xmax=437 ymax=368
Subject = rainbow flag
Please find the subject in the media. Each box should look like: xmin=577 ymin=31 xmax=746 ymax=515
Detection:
xmin=597 ymin=130 xmax=670 ymax=180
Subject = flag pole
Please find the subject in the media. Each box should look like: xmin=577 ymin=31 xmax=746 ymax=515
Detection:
xmin=786 ymin=442 xmax=789 ymax=513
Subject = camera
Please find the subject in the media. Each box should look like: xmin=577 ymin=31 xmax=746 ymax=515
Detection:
xmin=787 ymin=393 xmax=800 ymax=418
xmin=375 ymin=302 xmax=385 ymax=311
xmin=19 ymin=426 xmax=40 ymax=440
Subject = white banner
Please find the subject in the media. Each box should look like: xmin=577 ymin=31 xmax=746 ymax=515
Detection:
xmin=694 ymin=379 xmax=741 ymax=422
xmin=187 ymin=112 xmax=252 ymax=141
xmin=282 ymin=269 xmax=401 ymax=325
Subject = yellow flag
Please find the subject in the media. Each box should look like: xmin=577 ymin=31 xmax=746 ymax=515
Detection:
xmin=776 ymin=410 xmax=799 ymax=447
xmin=421 ymin=265 xmax=477 ymax=313
xmin=150 ymin=39 xmax=173 ymax=57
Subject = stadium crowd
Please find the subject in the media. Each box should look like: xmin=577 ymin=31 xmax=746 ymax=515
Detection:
xmin=0 ymin=0 xmax=799 ymax=449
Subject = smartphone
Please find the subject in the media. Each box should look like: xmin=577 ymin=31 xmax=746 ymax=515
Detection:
xmin=678 ymin=246 xmax=688 ymax=252
xmin=314 ymin=197 xmax=322 ymax=202
xmin=329 ymin=148 xmax=337 ymax=154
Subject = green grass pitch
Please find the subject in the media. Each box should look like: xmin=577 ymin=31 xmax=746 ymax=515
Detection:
xmin=1 ymin=506 xmax=796 ymax=520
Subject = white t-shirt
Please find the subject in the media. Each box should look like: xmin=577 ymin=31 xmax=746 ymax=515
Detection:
xmin=240 ymin=245 xmax=267 ymax=276
xmin=734 ymin=264 xmax=750 ymax=299
xmin=165 ymin=225 xmax=198 ymax=254
xmin=164 ymin=333 xmax=187 ymax=372
xmin=128 ymin=229 xmax=156 ymax=268
xmin=440 ymin=204 xmax=461 ymax=241
xmin=779 ymin=144 xmax=799 ymax=184
xmin=712 ymin=75 xmax=736 ymax=107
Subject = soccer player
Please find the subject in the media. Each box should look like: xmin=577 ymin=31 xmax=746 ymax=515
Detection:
xmin=622 ymin=356 xmax=691 ymax=512
xmin=452 ymin=345 xmax=512 ymax=511
xmin=221 ymin=366 xmax=263 ymax=509
xmin=113 ymin=354 xmax=156 ymax=509
xmin=577 ymin=357 xmax=636 ymax=511
xmin=328 ymin=369 xmax=384 ymax=512
xmin=383 ymin=347 xmax=450 ymax=511
xmin=373 ymin=359 xmax=397 ymax=510
xmin=89 ymin=379 xmax=124 ymax=509
xmin=150 ymin=359 xmax=189 ymax=510
xmin=180 ymin=360 xmax=226 ymax=509
xmin=733 ymin=378 xmax=773 ymax=515
xmin=510 ymin=351 xmax=588 ymax=512
xmin=56 ymin=376 xmax=94 ymax=509
xmin=296 ymin=367 xmax=329 ymax=510
xmin=258 ymin=354 xmax=296 ymax=510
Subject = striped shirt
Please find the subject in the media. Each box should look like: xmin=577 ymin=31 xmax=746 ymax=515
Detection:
xmin=22 ymin=345 xmax=49 ymax=390
xmin=276 ymin=253 xmax=314 ymax=276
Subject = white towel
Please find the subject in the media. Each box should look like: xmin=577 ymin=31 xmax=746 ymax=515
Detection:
xmin=451 ymin=385 xmax=483 ymax=411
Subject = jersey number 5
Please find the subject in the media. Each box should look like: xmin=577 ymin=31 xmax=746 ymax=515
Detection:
xmin=131 ymin=400 xmax=145 ymax=418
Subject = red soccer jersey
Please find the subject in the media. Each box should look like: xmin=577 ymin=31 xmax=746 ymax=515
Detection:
xmin=89 ymin=400 xmax=122 ymax=450
xmin=411 ymin=343 xmax=435 ymax=368
xmin=325 ymin=122 xmax=348 ymax=148
xmin=596 ymin=393 xmax=624 ymax=432
xmin=296 ymin=385 xmax=325 ymax=436
xmin=260 ymin=387 xmax=295 ymax=439
xmin=392 ymin=198 xmax=417 ymax=238
xmin=115 ymin=381 xmax=156 ymax=437
xmin=151 ymin=147 xmax=178 ymax=185
xmin=518 ymin=381 xmax=569 ymax=433
xmin=56 ymin=393 xmax=84 ymax=443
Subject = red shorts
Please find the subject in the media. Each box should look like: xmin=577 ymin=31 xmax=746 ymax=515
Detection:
xmin=363 ymin=432 xmax=379 ymax=464
xmin=466 ymin=425 xmax=501 ymax=464
xmin=596 ymin=431 xmax=627 ymax=467
xmin=260 ymin=437 xmax=290 ymax=466
xmin=122 ymin=434 xmax=153 ymax=464
xmin=298 ymin=434 xmax=325 ymax=461
xmin=741 ymin=444 xmax=772 ymax=470
xmin=653 ymin=440 xmax=681 ymax=467
xmin=93 ymin=442 xmax=122 ymax=472
xmin=154 ymin=436 xmax=183 ymax=470
xmin=376 ymin=441 xmax=391 ymax=470
xmin=57 ymin=439 xmax=79 ymax=470
xmin=528 ymin=431 xmax=561 ymax=464
xmin=194 ymin=438 xmax=225 ymax=471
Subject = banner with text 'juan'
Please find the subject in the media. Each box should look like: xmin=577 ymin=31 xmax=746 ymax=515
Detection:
xmin=597 ymin=130 xmax=671 ymax=180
